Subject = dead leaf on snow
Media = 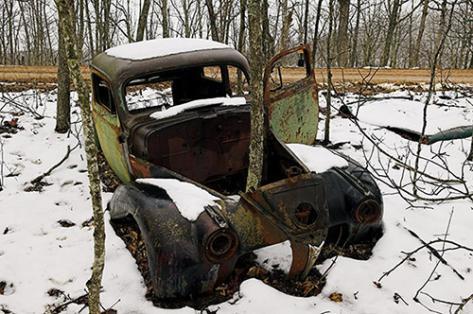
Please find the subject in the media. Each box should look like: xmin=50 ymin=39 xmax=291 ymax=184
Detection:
xmin=329 ymin=292 xmax=343 ymax=303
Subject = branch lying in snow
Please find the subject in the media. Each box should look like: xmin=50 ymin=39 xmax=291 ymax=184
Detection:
xmin=0 ymin=92 xmax=44 ymax=120
xmin=45 ymin=291 xmax=89 ymax=314
xmin=378 ymin=238 xmax=473 ymax=283
xmin=403 ymin=226 xmax=464 ymax=280
xmin=29 ymin=143 xmax=79 ymax=185
xmin=455 ymin=294 xmax=473 ymax=314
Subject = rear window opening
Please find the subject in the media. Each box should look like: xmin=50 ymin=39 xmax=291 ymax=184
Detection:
xmin=124 ymin=65 xmax=249 ymax=113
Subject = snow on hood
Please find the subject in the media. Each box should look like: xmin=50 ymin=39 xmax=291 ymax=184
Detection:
xmin=105 ymin=38 xmax=229 ymax=60
xmin=287 ymin=144 xmax=349 ymax=173
xmin=150 ymin=96 xmax=246 ymax=119
xmin=136 ymin=178 xmax=220 ymax=221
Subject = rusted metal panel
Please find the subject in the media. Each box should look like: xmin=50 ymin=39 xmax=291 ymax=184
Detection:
xmin=263 ymin=45 xmax=319 ymax=145
xmin=91 ymin=88 xmax=131 ymax=183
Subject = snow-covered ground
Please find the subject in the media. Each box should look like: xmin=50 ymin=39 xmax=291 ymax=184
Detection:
xmin=0 ymin=88 xmax=472 ymax=314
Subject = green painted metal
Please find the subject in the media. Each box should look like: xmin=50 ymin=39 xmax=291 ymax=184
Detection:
xmin=91 ymin=103 xmax=131 ymax=183
xmin=268 ymin=86 xmax=318 ymax=145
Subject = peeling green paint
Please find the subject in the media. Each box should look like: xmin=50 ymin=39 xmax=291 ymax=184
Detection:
xmin=268 ymin=87 xmax=318 ymax=145
xmin=92 ymin=104 xmax=131 ymax=183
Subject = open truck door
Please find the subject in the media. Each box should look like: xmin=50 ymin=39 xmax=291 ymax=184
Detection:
xmin=264 ymin=45 xmax=319 ymax=145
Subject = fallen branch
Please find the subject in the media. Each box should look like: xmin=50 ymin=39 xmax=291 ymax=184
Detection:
xmin=455 ymin=294 xmax=473 ymax=314
xmin=30 ymin=143 xmax=78 ymax=185
xmin=403 ymin=226 xmax=464 ymax=280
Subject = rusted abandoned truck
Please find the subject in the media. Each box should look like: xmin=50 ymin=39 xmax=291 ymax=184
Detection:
xmin=90 ymin=38 xmax=383 ymax=305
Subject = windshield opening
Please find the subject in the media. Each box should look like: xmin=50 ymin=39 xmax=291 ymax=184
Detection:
xmin=124 ymin=65 xmax=249 ymax=114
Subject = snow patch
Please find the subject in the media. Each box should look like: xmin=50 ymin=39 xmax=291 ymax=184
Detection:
xmin=136 ymin=178 xmax=220 ymax=221
xmin=287 ymin=144 xmax=349 ymax=172
xmin=150 ymin=96 xmax=246 ymax=119
xmin=105 ymin=38 xmax=229 ymax=60
xmin=357 ymin=99 xmax=473 ymax=134
xmin=254 ymin=240 xmax=293 ymax=274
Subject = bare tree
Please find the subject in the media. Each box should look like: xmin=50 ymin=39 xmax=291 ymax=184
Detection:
xmin=337 ymin=0 xmax=350 ymax=67
xmin=350 ymin=0 xmax=362 ymax=67
xmin=55 ymin=8 xmax=71 ymax=134
xmin=324 ymin=0 xmax=335 ymax=144
xmin=409 ymin=0 xmax=429 ymax=67
xmin=206 ymin=0 xmax=220 ymax=41
xmin=311 ymin=0 xmax=323 ymax=66
xmin=136 ymin=0 xmax=152 ymax=41
xmin=246 ymin=0 xmax=265 ymax=191
xmin=381 ymin=0 xmax=402 ymax=66
xmin=56 ymin=0 xmax=105 ymax=313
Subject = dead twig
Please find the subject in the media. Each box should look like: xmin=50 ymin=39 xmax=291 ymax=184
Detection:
xmin=30 ymin=143 xmax=78 ymax=185
xmin=455 ymin=294 xmax=473 ymax=314
xmin=403 ymin=226 xmax=464 ymax=280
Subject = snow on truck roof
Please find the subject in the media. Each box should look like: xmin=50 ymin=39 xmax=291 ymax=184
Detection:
xmin=105 ymin=38 xmax=230 ymax=60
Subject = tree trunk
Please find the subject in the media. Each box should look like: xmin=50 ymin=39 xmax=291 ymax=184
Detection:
xmin=85 ymin=1 xmax=95 ymax=57
xmin=350 ymin=0 xmax=361 ymax=67
xmin=246 ymin=0 xmax=265 ymax=191
xmin=279 ymin=0 xmax=292 ymax=51
xmin=206 ymin=0 xmax=220 ymax=41
xmin=136 ymin=0 xmax=152 ymax=41
xmin=56 ymin=1 xmax=105 ymax=313
xmin=162 ymin=0 xmax=170 ymax=37
xmin=237 ymin=0 xmax=247 ymax=93
xmin=410 ymin=0 xmax=429 ymax=67
xmin=55 ymin=14 xmax=71 ymax=134
xmin=261 ymin=0 xmax=273 ymax=60
xmin=311 ymin=0 xmax=323 ymax=67
xmin=324 ymin=0 xmax=334 ymax=144
xmin=337 ymin=0 xmax=350 ymax=67
xmin=381 ymin=0 xmax=400 ymax=66
xmin=303 ymin=0 xmax=309 ymax=44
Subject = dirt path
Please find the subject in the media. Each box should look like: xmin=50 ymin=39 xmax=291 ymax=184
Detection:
xmin=0 ymin=65 xmax=472 ymax=85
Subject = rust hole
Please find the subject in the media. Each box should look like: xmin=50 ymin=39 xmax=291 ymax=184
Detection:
xmin=294 ymin=202 xmax=317 ymax=225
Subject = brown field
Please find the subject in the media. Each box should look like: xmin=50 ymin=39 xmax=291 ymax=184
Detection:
xmin=0 ymin=65 xmax=472 ymax=86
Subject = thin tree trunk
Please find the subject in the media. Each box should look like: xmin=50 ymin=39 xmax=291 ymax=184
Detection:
xmin=337 ymin=0 xmax=350 ymax=67
xmin=56 ymin=1 xmax=105 ymax=313
xmin=324 ymin=0 xmax=334 ymax=144
xmin=55 ymin=14 xmax=71 ymax=134
xmin=206 ymin=0 xmax=220 ymax=41
xmin=162 ymin=0 xmax=170 ymax=37
xmin=381 ymin=0 xmax=400 ymax=66
xmin=85 ymin=1 xmax=94 ymax=57
xmin=350 ymin=0 xmax=361 ymax=67
xmin=246 ymin=0 xmax=265 ymax=191
xmin=413 ymin=0 xmax=456 ymax=196
xmin=102 ymin=0 xmax=112 ymax=50
xmin=410 ymin=0 xmax=429 ymax=67
xmin=279 ymin=0 xmax=292 ymax=51
xmin=261 ymin=0 xmax=273 ymax=60
xmin=303 ymin=0 xmax=309 ymax=44
xmin=237 ymin=0 xmax=247 ymax=93
xmin=312 ymin=0 xmax=323 ymax=67
xmin=78 ymin=0 xmax=85 ymax=58
xmin=136 ymin=0 xmax=151 ymax=41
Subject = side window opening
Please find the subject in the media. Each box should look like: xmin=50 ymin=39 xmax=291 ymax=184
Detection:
xmin=93 ymin=74 xmax=116 ymax=114
xmin=269 ymin=51 xmax=310 ymax=92
xmin=227 ymin=65 xmax=250 ymax=96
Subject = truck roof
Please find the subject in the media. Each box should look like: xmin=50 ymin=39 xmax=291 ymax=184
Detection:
xmin=90 ymin=38 xmax=250 ymax=87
